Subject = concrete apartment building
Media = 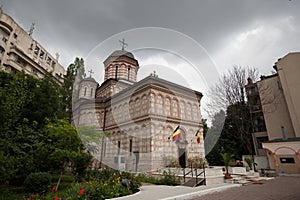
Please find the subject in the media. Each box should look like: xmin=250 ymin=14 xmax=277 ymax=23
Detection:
xmin=0 ymin=10 xmax=65 ymax=84
xmin=246 ymin=52 xmax=300 ymax=174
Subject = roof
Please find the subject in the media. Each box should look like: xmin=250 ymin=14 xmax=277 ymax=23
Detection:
xmin=80 ymin=77 xmax=97 ymax=83
xmin=109 ymin=50 xmax=135 ymax=59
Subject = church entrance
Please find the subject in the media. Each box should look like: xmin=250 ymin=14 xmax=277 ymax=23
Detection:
xmin=178 ymin=148 xmax=186 ymax=168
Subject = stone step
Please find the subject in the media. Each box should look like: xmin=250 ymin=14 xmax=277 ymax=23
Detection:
xmin=182 ymin=177 xmax=205 ymax=187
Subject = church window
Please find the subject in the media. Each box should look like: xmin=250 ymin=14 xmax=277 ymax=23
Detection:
xmin=135 ymin=98 xmax=140 ymax=117
xmin=156 ymin=95 xmax=163 ymax=115
xmin=115 ymin=66 xmax=118 ymax=79
xmin=186 ymin=103 xmax=192 ymax=120
xmin=118 ymin=141 xmax=121 ymax=154
xmin=180 ymin=101 xmax=185 ymax=119
xmin=193 ymin=104 xmax=198 ymax=120
xmin=172 ymin=99 xmax=179 ymax=117
xmin=128 ymin=67 xmax=130 ymax=80
xmin=150 ymin=93 xmax=155 ymax=113
xmin=84 ymin=87 xmax=87 ymax=96
xmin=141 ymin=95 xmax=148 ymax=115
xmin=129 ymin=139 xmax=133 ymax=156
xmin=165 ymin=97 xmax=171 ymax=116
xmin=90 ymin=88 xmax=93 ymax=97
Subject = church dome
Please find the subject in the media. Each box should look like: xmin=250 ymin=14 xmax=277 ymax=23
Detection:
xmin=81 ymin=77 xmax=97 ymax=83
xmin=109 ymin=50 xmax=135 ymax=59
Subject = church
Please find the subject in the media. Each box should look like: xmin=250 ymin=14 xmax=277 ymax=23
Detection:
xmin=72 ymin=45 xmax=205 ymax=172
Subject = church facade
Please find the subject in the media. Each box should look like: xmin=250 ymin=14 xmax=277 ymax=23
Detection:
xmin=72 ymin=49 xmax=204 ymax=172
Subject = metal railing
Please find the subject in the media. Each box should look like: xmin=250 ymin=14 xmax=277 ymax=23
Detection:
xmin=183 ymin=164 xmax=206 ymax=186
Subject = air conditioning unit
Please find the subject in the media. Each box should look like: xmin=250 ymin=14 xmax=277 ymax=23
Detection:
xmin=114 ymin=155 xmax=126 ymax=171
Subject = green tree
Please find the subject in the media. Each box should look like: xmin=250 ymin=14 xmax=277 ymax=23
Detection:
xmin=61 ymin=57 xmax=85 ymax=121
xmin=0 ymin=71 xmax=92 ymax=184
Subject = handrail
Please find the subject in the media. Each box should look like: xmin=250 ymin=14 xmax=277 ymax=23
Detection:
xmin=182 ymin=164 xmax=193 ymax=182
xmin=195 ymin=164 xmax=206 ymax=186
xmin=183 ymin=164 xmax=206 ymax=186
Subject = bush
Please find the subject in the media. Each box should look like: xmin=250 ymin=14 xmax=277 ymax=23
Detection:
xmin=24 ymin=172 xmax=52 ymax=195
xmin=166 ymin=157 xmax=181 ymax=168
xmin=187 ymin=157 xmax=208 ymax=168
xmin=137 ymin=171 xmax=180 ymax=186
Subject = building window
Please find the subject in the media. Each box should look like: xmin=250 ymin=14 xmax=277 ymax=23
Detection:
xmin=13 ymin=33 xmax=18 ymax=39
xmin=39 ymin=50 xmax=45 ymax=59
xmin=16 ymin=56 xmax=26 ymax=67
xmin=46 ymin=57 xmax=52 ymax=65
xmin=90 ymin=88 xmax=93 ymax=97
xmin=2 ymin=37 xmax=8 ymax=44
xmin=31 ymin=68 xmax=37 ymax=75
xmin=0 ymin=46 xmax=4 ymax=55
xmin=115 ymin=66 xmax=118 ymax=79
xmin=84 ymin=87 xmax=87 ymax=96
xmin=129 ymin=139 xmax=132 ymax=156
xmin=256 ymin=136 xmax=268 ymax=149
xmin=128 ymin=67 xmax=130 ymax=80
xmin=165 ymin=98 xmax=171 ymax=116
xmin=280 ymin=157 xmax=295 ymax=164
xmin=34 ymin=46 xmax=39 ymax=55
xmin=118 ymin=141 xmax=121 ymax=154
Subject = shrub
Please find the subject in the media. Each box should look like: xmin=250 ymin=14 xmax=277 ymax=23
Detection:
xmin=166 ymin=157 xmax=181 ymax=168
xmin=24 ymin=172 xmax=52 ymax=195
xmin=158 ymin=171 xmax=180 ymax=186
xmin=136 ymin=171 xmax=180 ymax=186
xmin=187 ymin=157 xmax=208 ymax=168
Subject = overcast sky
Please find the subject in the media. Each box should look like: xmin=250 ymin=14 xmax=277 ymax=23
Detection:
xmin=2 ymin=0 xmax=300 ymax=115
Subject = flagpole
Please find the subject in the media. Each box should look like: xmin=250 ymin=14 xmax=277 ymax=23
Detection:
xmin=55 ymin=171 xmax=63 ymax=191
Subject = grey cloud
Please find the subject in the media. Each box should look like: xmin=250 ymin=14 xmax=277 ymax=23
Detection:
xmin=1 ymin=0 xmax=299 ymax=74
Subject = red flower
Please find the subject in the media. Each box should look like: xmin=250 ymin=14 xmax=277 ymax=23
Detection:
xmin=78 ymin=188 xmax=85 ymax=195
xmin=51 ymin=185 xmax=57 ymax=193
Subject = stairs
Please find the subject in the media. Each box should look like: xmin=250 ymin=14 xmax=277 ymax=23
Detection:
xmin=183 ymin=177 xmax=205 ymax=187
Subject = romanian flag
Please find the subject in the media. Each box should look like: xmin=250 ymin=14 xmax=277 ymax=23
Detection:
xmin=195 ymin=130 xmax=201 ymax=144
xmin=168 ymin=125 xmax=181 ymax=141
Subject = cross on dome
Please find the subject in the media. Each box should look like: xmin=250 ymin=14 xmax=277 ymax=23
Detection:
xmin=119 ymin=38 xmax=128 ymax=50
xmin=88 ymin=69 xmax=94 ymax=77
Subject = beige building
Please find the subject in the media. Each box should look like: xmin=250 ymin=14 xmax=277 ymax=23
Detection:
xmin=0 ymin=10 xmax=65 ymax=84
xmin=251 ymin=52 xmax=300 ymax=174
xmin=73 ymin=49 xmax=204 ymax=172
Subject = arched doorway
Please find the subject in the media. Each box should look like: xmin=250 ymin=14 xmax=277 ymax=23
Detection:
xmin=176 ymin=129 xmax=188 ymax=168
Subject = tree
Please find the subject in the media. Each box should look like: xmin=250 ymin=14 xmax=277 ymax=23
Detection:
xmin=0 ymin=71 xmax=91 ymax=184
xmin=221 ymin=153 xmax=235 ymax=176
xmin=205 ymin=66 xmax=259 ymax=164
xmin=61 ymin=57 xmax=85 ymax=121
xmin=206 ymin=65 xmax=259 ymax=117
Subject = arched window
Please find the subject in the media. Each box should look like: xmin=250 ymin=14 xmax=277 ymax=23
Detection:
xmin=128 ymin=67 xmax=130 ymax=80
xmin=165 ymin=97 xmax=171 ymax=116
xmin=156 ymin=94 xmax=163 ymax=115
xmin=84 ymin=87 xmax=87 ymax=96
xmin=172 ymin=99 xmax=179 ymax=117
xmin=90 ymin=88 xmax=93 ymax=97
xmin=115 ymin=66 xmax=118 ymax=79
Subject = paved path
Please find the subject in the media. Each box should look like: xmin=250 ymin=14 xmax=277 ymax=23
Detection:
xmin=110 ymin=183 xmax=241 ymax=200
xmin=111 ymin=175 xmax=300 ymax=200
xmin=189 ymin=175 xmax=300 ymax=200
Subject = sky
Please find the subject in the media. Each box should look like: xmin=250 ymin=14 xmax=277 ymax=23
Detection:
xmin=2 ymin=0 xmax=300 ymax=119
